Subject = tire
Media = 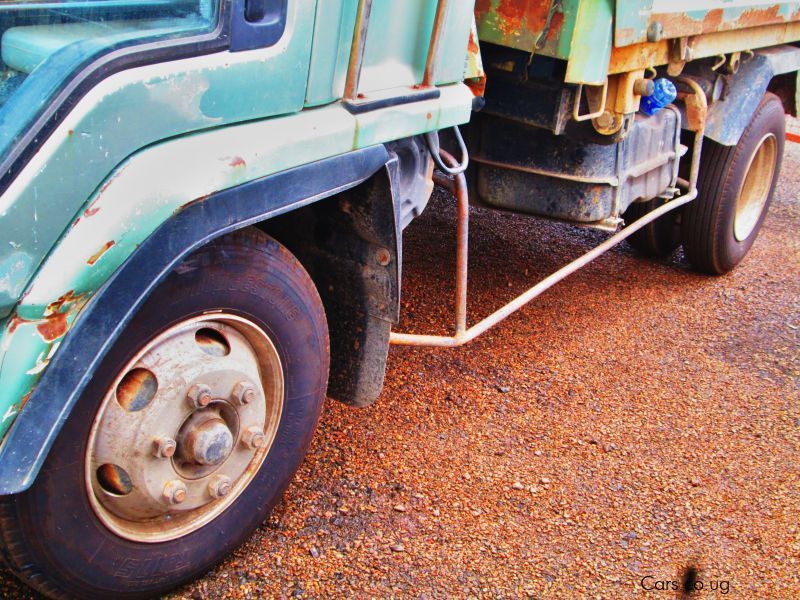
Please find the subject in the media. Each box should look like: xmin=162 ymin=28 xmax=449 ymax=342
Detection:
xmin=623 ymin=196 xmax=682 ymax=258
xmin=682 ymin=92 xmax=785 ymax=274
xmin=0 ymin=228 xmax=329 ymax=599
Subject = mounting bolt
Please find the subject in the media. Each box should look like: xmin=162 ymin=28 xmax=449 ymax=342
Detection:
xmin=376 ymin=248 xmax=391 ymax=266
xmin=231 ymin=381 xmax=257 ymax=406
xmin=187 ymin=383 xmax=212 ymax=409
xmin=152 ymin=436 xmax=177 ymax=459
xmin=594 ymin=111 xmax=616 ymax=130
xmin=633 ymin=78 xmax=655 ymax=97
xmin=162 ymin=480 xmax=188 ymax=505
xmin=208 ymin=475 xmax=232 ymax=499
xmin=646 ymin=21 xmax=663 ymax=43
xmin=241 ymin=426 xmax=266 ymax=450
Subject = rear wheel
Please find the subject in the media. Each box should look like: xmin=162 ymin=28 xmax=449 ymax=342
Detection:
xmin=623 ymin=196 xmax=682 ymax=258
xmin=682 ymin=92 xmax=784 ymax=274
xmin=0 ymin=228 xmax=329 ymax=599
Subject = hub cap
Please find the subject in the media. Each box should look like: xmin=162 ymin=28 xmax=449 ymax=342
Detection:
xmin=734 ymin=133 xmax=777 ymax=242
xmin=86 ymin=314 xmax=283 ymax=543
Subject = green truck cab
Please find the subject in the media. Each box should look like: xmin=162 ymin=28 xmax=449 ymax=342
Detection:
xmin=0 ymin=0 xmax=796 ymax=596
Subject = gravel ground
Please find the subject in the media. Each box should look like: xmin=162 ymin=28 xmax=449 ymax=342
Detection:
xmin=2 ymin=142 xmax=798 ymax=599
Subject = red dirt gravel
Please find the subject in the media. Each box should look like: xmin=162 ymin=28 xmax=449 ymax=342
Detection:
xmin=2 ymin=144 xmax=798 ymax=599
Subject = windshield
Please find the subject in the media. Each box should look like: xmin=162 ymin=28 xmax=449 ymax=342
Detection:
xmin=0 ymin=0 xmax=218 ymax=163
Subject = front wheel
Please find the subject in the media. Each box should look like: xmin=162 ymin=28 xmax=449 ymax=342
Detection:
xmin=0 ymin=228 xmax=329 ymax=598
xmin=682 ymin=92 xmax=785 ymax=274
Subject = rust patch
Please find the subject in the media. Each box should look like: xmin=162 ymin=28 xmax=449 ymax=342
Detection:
xmin=87 ymin=241 xmax=115 ymax=266
xmin=6 ymin=315 xmax=25 ymax=335
xmin=468 ymin=29 xmax=480 ymax=54
xmin=36 ymin=312 xmax=68 ymax=343
xmin=736 ymin=4 xmax=782 ymax=28
xmin=474 ymin=0 xmax=492 ymax=21
xmin=495 ymin=0 xmax=526 ymax=35
xmin=229 ymin=156 xmax=246 ymax=168
xmin=654 ymin=4 xmax=786 ymax=39
xmin=97 ymin=167 xmax=125 ymax=196
xmin=546 ymin=11 xmax=565 ymax=40
xmin=18 ymin=390 xmax=32 ymax=411
xmin=6 ymin=290 xmax=88 ymax=344
xmin=467 ymin=77 xmax=488 ymax=97
xmin=45 ymin=290 xmax=85 ymax=316
xmin=84 ymin=206 xmax=101 ymax=217
xmin=702 ymin=8 xmax=724 ymax=31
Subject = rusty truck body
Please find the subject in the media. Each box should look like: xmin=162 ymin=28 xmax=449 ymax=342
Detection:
xmin=0 ymin=0 xmax=796 ymax=596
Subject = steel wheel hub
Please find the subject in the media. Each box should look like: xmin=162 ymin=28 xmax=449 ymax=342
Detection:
xmin=734 ymin=133 xmax=777 ymax=242
xmin=86 ymin=314 xmax=284 ymax=543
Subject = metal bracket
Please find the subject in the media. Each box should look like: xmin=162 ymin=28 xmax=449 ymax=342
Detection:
xmin=572 ymin=81 xmax=608 ymax=122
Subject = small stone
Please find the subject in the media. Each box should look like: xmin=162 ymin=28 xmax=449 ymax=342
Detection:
xmin=309 ymin=547 xmax=319 ymax=559
xmin=540 ymin=477 xmax=551 ymax=484
xmin=534 ymin=450 xmax=543 ymax=456
xmin=390 ymin=543 xmax=405 ymax=552
xmin=604 ymin=443 xmax=617 ymax=453
xmin=463 ymin=472 xmax=471 ymax=480
xmin=497 ymin=385 xmax=511 ymax=393
xmin=432 ymin=508 xmax=440 ymax=517
xmin=690 ymin=477 xmax=702 ymax=487
xmin=393 ymin=504 xmax=407 ymax=512
xmin=511 ymin=482 xmax=525 ymax=490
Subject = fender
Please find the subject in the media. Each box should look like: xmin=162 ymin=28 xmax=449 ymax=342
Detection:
xmin=0 ymin=82 xmax=474 ymax=443
xmin=0 ymin=146 xmax=390 ymax=495
xmin=694 ymin=46 xmax=800 ymax=146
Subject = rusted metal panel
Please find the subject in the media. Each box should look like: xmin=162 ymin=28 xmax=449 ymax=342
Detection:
xmin=608 ymin=21 xmax=800 ymax=74
xmin=475 ymin=0 xmax=575 ymax=59
xmin=616 ymin=0 xmax=800 ymax=47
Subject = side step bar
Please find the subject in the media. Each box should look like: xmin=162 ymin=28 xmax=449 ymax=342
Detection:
xmin=390 ymin=80 xmax=707 ymax=348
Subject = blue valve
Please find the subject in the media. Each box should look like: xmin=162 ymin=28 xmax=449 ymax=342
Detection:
xmin=640 ymin=78 xmax=677 ymax=116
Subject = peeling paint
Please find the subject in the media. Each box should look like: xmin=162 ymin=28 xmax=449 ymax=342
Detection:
xmin=87 ymin=240 xmax=116 ymax=266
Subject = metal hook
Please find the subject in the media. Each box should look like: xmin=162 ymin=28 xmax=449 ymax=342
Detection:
xmin=425 ymin=126 xmax=469 ymax=175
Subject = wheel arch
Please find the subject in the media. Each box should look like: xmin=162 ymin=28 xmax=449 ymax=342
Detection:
xmin=688 ymin=47 xmax=799 ymax=147
xmin=0 ymin=145 xmax=403 ymax=495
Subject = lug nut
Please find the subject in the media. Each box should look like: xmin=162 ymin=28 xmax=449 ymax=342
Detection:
xmin=208 ymin=475 xmax=232 ymax=499
xmin=231 ymin=381 xmax=257 ymax=406
xmin=187 ymin=383 xmax=212 ymax=409
xmin=162 ymin=480 xmax=188 ymax=505
xmin=152 ymin=436 xmax=177 ymax=458
xmin=241 ymin=426 xmax=266 ymax=450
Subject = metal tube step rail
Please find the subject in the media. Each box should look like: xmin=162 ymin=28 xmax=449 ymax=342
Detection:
xmin=390 ymin=82 xmax=708 ymax=348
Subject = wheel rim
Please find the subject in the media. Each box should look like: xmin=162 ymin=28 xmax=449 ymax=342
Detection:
xmin=86 ymin=314 xmax=283 ymax=543
xmin=734 ymin=133 xmax=777 ymax=242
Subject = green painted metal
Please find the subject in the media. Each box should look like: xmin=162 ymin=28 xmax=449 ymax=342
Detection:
xmin=305 ymin=0 xmax=358 ymax=107
xmin=564 ymin=0 xmax=613 ymax=85
xmin=0 ymin=2 xmax=316 ymax=320
xmin=305 ymin=0 xmax=475 ymax=107
xmin=0 ymin=0 xmax=478 ymax=438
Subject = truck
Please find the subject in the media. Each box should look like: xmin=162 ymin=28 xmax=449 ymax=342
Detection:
xmin=0 ymin=0 xmax=796 ymax=596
